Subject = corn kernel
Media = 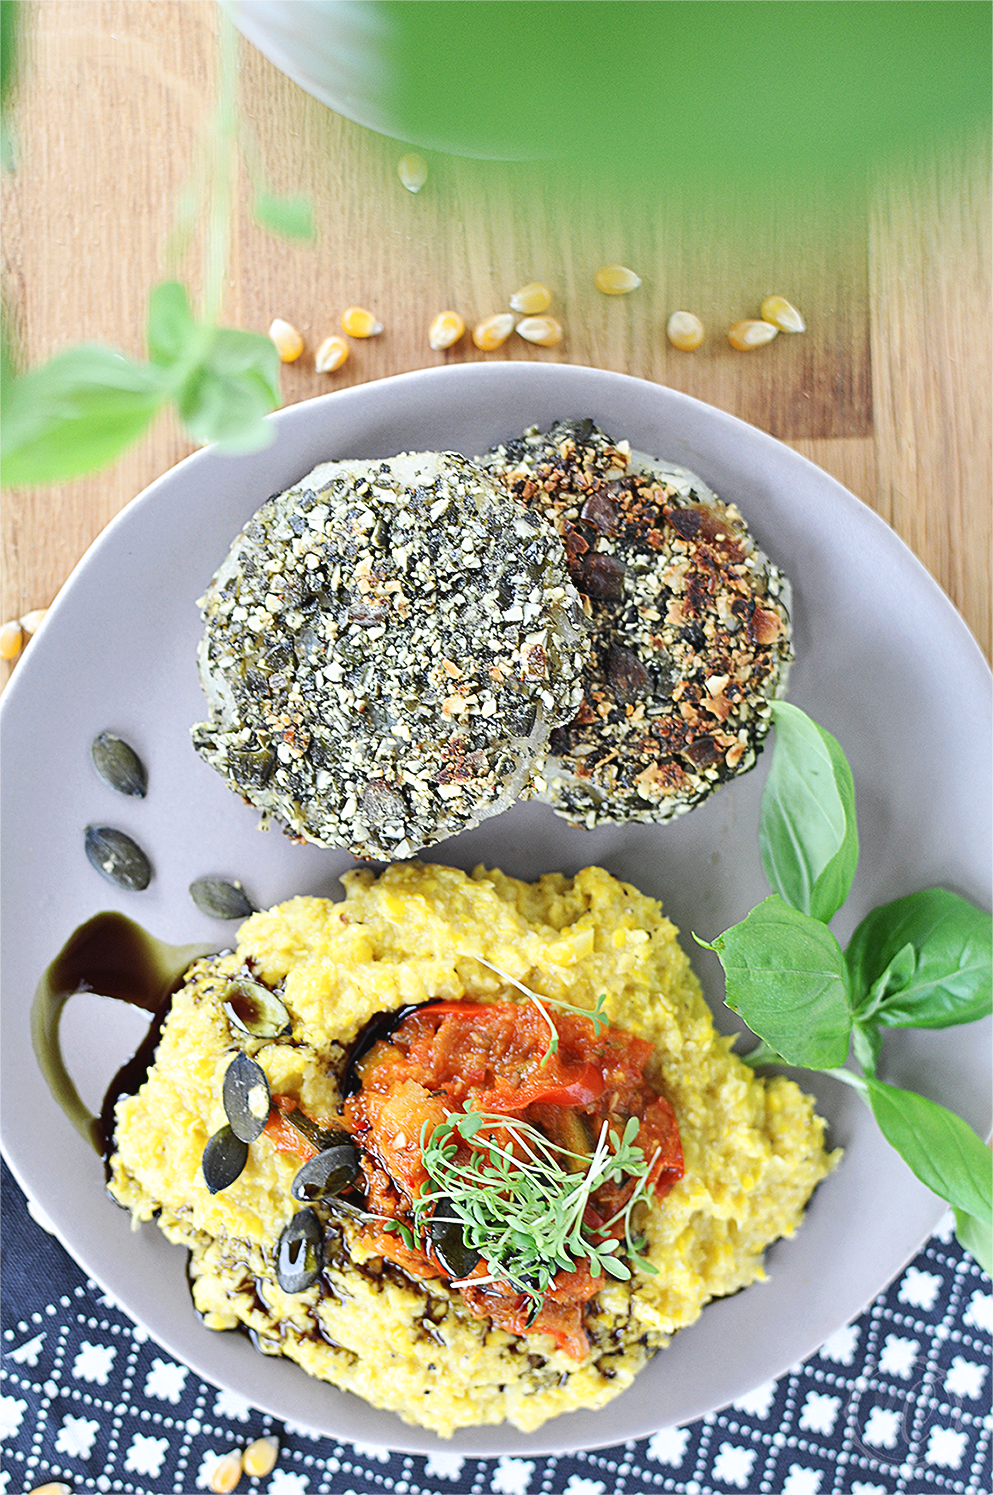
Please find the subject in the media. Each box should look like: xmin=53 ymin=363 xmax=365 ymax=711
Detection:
xmin=20 ymin=607 xmax=47 ymax=636
xmin=509 ymin=281 xmax=552 ymax=315
xmin=315 ymin=335 xmax=350 ymax=373
xmin=428 ymin=310 xmax=465 ymax=351
xmin=472 ymin=313 xmax=515 ymax=351
xmin=595 ymin=264 xmax=641 ymax=295
xmin=397 ymin=152 xmax=428 ymax=193
xmin=728 ymin=319 xmax=779 ymax=351
xmin=0 ymin=619 xmax=25 ymax=660
xmin=341 ymin=306 xmax=383 ymax=338
xmin=268 ymin=318 xmax=304 ymax=362
xmin=208 ymin=1451 xmax=243 ymax=1494
xmin=515 ymin=315 xmax=563 ymax=347
xmin=666 ymin=310 xmax=705 ymax=351
xmin=760 ymin=294 xmax=805 ymax=332
xmin=243 ymin=1435 xmax=280 ymax=1478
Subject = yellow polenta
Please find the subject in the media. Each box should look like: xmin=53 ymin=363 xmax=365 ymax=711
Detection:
xmin=108 ymin=861 xmax=837 ymax=1436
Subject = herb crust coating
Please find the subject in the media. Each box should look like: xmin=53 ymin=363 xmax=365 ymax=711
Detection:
xmin=480 ymin=420 xmax=793 ymax=826
xmin=191 ymin=451 xmax=589 ymax=859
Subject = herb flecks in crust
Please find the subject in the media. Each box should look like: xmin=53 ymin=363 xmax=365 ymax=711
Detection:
xmin=191 ymin=451 xmax=590 ymax=859
xmin=480 ymin=420 xmax=793 ymax=826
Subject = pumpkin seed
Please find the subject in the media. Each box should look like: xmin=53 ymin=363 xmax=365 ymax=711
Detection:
xmin=91 ymin=731 xmax=147 ymax=797
xmin=426 ymin=1200 xmax=481 ymax=1278
xmin=276 ymin=1207 xmax=324 ymax=1292
xmin=222 ymin=977 xmax=290 ymax=1039
xmin=222 ymin=1052 xmax=271 ymax=1143
xmin=202 ymin=1123 xmax=249 ymax=1193
xmin=291 ymin=1141 xmax=361 ymax=1203
xmin=189 ymin=876 xmax=256 ymax=920
xmin=84 ymin=825 xmax=152 ymax=891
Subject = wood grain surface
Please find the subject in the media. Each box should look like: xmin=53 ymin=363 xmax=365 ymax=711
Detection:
xmin=2 ymin=0 xmax=990 ymax=686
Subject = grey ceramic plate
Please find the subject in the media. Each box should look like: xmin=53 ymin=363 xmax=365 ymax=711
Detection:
xmin=2 ymin=363 xmax=990 ymax=1456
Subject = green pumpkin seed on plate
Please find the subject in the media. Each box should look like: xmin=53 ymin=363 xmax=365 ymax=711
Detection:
xmin=189 ymin=876 xmax=256 ymax=920
xmin=83 ymin=825 xmax=152 ymax=891
xmin=91 ymin=732 xmax=148 ymax=797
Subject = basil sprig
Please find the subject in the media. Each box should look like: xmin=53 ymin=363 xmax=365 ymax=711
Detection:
xmin=700 ymin=699 xmax=992 ymax=1272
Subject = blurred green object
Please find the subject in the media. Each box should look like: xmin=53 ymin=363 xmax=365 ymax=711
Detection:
xmin=381 ymin=0 xmax=993 ymax=184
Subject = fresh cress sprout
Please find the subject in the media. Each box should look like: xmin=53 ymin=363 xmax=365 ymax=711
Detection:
xmin=413 ymin=1109 xmax=659 ymax=1306
xmin=697 ymin=700 xmax=993 ymax=1273
xmin=467 ymin=955 xmax=609 ymax=1066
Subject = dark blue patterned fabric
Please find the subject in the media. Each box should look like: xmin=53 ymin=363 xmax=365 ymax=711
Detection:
xmin=2 ymin=1159 xmax=989 ymax=1495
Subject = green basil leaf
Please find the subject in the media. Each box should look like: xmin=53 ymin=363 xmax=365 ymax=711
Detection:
xmin=707 ymin=894 xmax=852 ymax=1069
xmin=146 ymin=280 xmax=197 ymax=368
xmin=253 ymin=191 xmax=315 ymax=243
xmin=864 ymin=1076 xmax=992 ymax=1226
xmin=953 ymin=1208 xmax=992 ymax=1276
xmin=1 ymin=344 xmax=165 ymax=486
xmin=760 ymin=701 xmax=859 ymax=924
xmin=851 ymin=1019 xmax=882 ymax=1078
xmin=172 ymin=328 xmax=280 ymax=452
xmin=846 ymin=889 xmax=992 ymax=1029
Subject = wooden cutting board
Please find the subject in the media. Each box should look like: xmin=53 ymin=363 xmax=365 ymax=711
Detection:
xmin=1 ymin=0 xmax=988 ymax=674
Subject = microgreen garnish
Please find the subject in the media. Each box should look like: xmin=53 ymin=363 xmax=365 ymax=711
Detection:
xmin=413 ymin=1108 xmax=658 ymax=1305
xmin=697 ymin=700 xmax=993 ymax=1272
xmin=467 ymin=955 xmax=609 ymax=1066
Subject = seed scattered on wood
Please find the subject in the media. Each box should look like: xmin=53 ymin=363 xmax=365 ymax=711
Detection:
xmin=340 ymin=306 xmax=383 ymax=338
xmin=0 ymin=620 xmax=25 ymax=660
xmin=189 ymin=876 xmax=256 ymax=920
xmin=314 ymin=334 xmax=349 ymax=373
xmin=728 ymin=319 xmax=779 ymax=351
xmin=428 ymin=310 xmax=465 ymax=350
xmin=91 ymin=732 xmax=147 ymax=798
xmin=268 ymin=318 xmax=304 ymax=362
xmin=20 ymin=608 xmax=47 ymax=635
xmin=242 ymin=1435 xmax=280 ymax=1478
xmin=760 ymin=294 xmax=805 ymax=332
xmin=83 ymin=826 xmax=152 ymax=891
xmin=666 ymin=311 xmax=705 ymax=351
xmin=515 ymin=316 xmax=563 ymax=347
xmin=472 ymin=313 xmax=515 ymax=350
xmin=397 ymin=152 xmax=428 ymax=192
xmin=208 ymin=1449 xmax=244 ymax=1494
xmin=595 ymin=265 xmax=641 ymax=294
xmin=509 ymin=281 xmax=552 ymax=314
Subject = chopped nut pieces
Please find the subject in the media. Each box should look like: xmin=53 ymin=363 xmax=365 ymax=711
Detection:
xmin=243 ymin=1435 xmax=280 ymax=1478
xmin=397 ymin=151 xmax=428 ymax=192
xmin=428 ymin=310 xmax=465 ymax=350
xmin=341 ymin=306 xmax=383 ymax=338
xmin=191 ymin=450 xmax=589 ymax=858
xmin=760 ymin=295 xmax=806 ymax=332
xmin=728 ymin=319 xmax=779 ymax=351
xmin=481 ymin=419 xmax=792 ymax=828
xmin=472 ymin=313 xmax=515 ymax=351
xmin=509 ymin=281 xmax=552 ymax=314
xmin=268 ymin=318 xmax=304 ymax=362
xmin=315 ymin=335 xmax=349 ymax=373
xmin=667 ymin=311 xmax=705 ymax=351
xmin=595 ymin=265 xmax=641 ymax=294
xmin=208 ymin=1450 xmax=244 ymax=1494
xmin=515 ymin=316 xmax=563 ymax=347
